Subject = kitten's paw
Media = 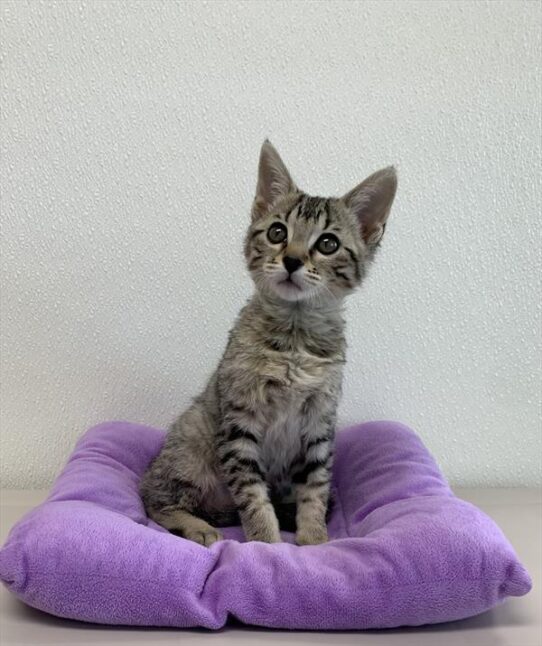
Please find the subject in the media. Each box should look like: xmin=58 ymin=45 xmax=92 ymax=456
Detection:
xmin=296 ymin=525 xmax=329 ymax=546
xmin=246 ymin=528 xmax=282 ymax=543
xmin=241 ymin=508 xmax=282 ymax=543
xmin=183 ymin=525 xmax=223 ymax=547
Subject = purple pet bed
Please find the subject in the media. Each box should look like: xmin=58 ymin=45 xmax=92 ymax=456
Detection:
xmin=0 ymin=421 xmax=531 ymax=629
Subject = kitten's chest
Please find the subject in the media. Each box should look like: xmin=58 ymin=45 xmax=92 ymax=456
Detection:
xmin=257 ymin=350 xmax=341 ymax=481
xmin=259 ymin=401 xmax=305 ymax=484
xmin=264 ymin=347 xmax=340 ymax=394
xmin=260 ymin=410 xmax=302 ymax=479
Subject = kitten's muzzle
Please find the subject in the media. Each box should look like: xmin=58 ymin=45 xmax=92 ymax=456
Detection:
xmin=283 ymin=256 xmax=303 ymax=274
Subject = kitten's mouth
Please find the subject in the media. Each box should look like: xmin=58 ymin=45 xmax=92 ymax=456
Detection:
xmin=272 ymin=275 xmax=307 ymax=301
xmin=280 ymin=277 xmax=301 ymax=290
xmin=277 ymin=276 xmax=303 ymax=294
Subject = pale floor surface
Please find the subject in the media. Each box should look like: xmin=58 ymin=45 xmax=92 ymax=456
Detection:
xmin=0 ymin=488 xmax=540 ymax=646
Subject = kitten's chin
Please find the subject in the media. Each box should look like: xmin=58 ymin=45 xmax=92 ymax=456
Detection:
xmin=270 ymin=278 xmax=311 ymax=302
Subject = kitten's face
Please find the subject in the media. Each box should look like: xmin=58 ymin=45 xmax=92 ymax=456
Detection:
xmin=245 ymin=140 xmax=397 ymax=303
xmin=245 ymin=193 xmax=367 ymax=302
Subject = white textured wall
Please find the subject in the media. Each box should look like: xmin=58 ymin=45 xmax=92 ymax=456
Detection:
xmin=1 ymin=1 xmax=540 ymax=488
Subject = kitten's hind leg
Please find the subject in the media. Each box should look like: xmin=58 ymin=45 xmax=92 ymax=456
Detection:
xmin=141 ymin=401 xmax=225 ymax=546
xmin=144 ymin=473 xmax=223 ymax=546
xmin=148 ymin=506 xmax=223 ymax=547
xmin=143 ymin=474 xmax=224 ymax=546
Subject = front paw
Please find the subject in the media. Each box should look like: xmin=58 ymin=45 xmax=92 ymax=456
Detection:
xmin=241 ymin=505 xmax=281 ymax=543
xmin=246 ymin=526 xmax=282 ymax=543
xmin=296 ymin=525 xmax=328 ymax=546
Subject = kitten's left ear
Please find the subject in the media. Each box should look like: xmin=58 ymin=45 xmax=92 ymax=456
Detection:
xmin=253 ymin=140 xmax=298 ymax=219
xmin=342 ymin=166 xmax=397 ymax=245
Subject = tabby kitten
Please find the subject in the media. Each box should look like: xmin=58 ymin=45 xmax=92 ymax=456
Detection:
xmin=140 ymin=141 xmax=397 ymax=546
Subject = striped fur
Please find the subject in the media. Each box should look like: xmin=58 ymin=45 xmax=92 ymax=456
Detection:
xmin=140 ymin=141 xmax=397 ymax=545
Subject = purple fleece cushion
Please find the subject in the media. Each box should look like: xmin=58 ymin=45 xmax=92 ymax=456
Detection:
xmin=0 ymin=421 xmax=531 ymax=629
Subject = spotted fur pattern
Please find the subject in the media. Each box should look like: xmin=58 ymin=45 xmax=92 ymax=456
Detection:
xmin=140 ymin=141 xmax=397 ymax=545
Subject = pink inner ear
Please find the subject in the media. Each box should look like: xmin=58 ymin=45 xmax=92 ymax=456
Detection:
xmin=362 ymin=221 xmax=386 ymax=245
xmin=344 ymin=166 xmax=397 ymax=244
xmin=252 ymin=196 xmax=269 ymax=220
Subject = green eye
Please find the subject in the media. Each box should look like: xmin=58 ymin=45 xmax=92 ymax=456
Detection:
xmin=315 ymin=233 xmax=340 ymax=255
xmin=267 ymin=222 xmax=288 ymax=244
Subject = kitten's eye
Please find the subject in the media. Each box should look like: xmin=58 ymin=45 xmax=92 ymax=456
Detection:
xmin=267 ymin=222 xmax=288 ymax=244
xmin=315 ymin=233 xmax=340 ymax=255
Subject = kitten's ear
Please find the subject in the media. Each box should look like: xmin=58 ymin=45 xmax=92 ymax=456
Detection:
xmin=342 ymin=167 xmax=397 ymax=245
xmin=253 ymin=140 xmax=297 ymax=218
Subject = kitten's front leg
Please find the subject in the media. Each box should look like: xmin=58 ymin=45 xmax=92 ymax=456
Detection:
xmin=293 ymin=429 xmax=334 ymax=546
xmin=218 ymin=423 xmax=281 ymax=543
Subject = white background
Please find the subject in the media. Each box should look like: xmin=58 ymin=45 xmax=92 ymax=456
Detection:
xmin=1 ymin=1 xmax=540 ymax=487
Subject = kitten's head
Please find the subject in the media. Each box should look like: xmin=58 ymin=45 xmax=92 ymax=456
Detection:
xmin=244 ymin=140 xmax=397 ymax=303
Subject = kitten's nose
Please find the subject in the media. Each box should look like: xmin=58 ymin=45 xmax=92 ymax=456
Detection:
xmin=283 ymin=256 xmax=303 ymax=274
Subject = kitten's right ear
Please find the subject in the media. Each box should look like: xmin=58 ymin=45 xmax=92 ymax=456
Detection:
xmin=342 ymin=166 xmax=397 ymax=246
xmin=253 ymin=140 xmax=297 ymax=219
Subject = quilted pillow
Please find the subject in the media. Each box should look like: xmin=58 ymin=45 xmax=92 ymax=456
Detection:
xmin=0 ymin=420 xmax=531 ymax=629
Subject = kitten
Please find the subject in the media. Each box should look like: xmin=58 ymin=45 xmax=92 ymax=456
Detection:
xmin=140 ymin=141 xmax=397 ymax=546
